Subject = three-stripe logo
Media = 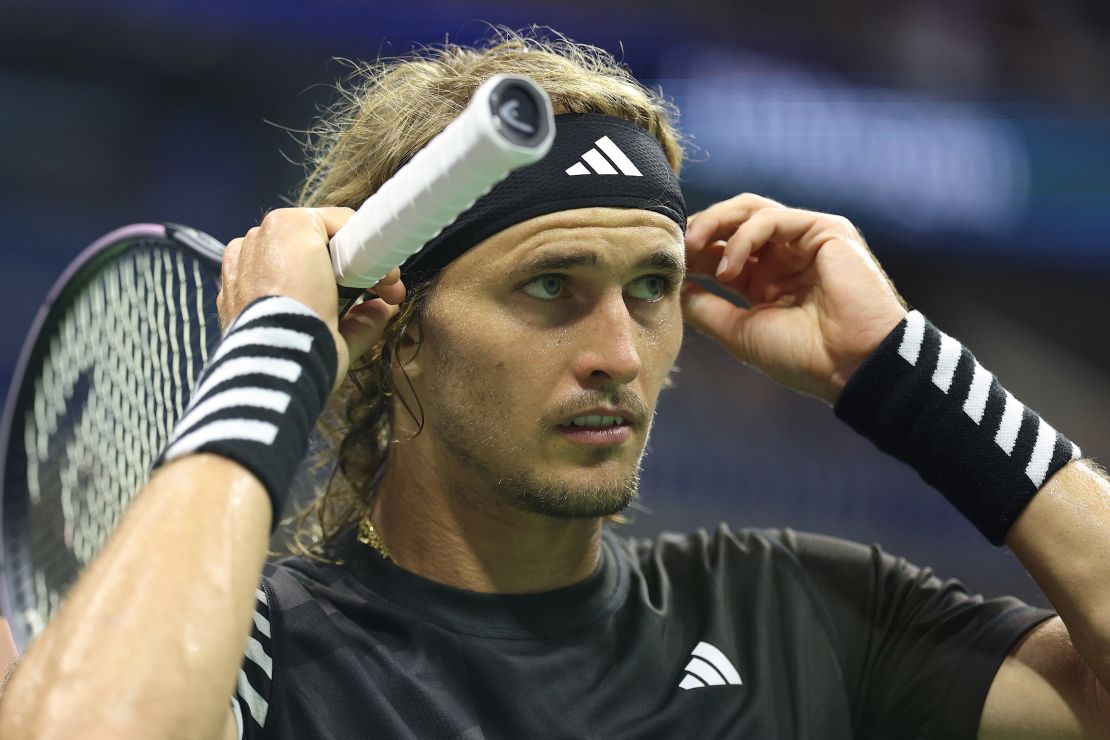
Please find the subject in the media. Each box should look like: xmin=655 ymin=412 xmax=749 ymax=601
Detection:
xmin=565 ymin=136 xmax=643 ymax=176
xmin=678 ymin=641 xmax=743 ymax=690
xmin=898 ymin=310 xmax=1080 ymax=487
xmin=160 ymin=296 xmax=318 ymax=463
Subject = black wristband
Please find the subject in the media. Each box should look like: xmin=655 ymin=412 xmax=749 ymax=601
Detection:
xmin=153 ymin=296 xmax=338 ymax=528
xmin=835 ymin=310 xmax=1080 ymax=545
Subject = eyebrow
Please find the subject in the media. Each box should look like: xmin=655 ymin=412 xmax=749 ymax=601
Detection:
xmin=513 ymin=249 xmax=686 ymax=280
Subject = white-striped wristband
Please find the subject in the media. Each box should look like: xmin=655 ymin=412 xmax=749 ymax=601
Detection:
xmin=153 ymin=296 xmax=338 ymax=527
xmin=835 ymin=310 xmax=1080 ymax=545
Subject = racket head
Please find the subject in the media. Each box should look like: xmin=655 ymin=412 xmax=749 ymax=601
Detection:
xmin=0 ymin=223 xmax=225 ymax=652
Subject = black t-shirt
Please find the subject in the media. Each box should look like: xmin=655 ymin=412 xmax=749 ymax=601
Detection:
xmin=231 ymin=525 xmax=1051 ymax=739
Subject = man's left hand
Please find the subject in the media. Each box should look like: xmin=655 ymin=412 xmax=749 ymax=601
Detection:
xmin=681 ymin=192 xmax=907 ymax=403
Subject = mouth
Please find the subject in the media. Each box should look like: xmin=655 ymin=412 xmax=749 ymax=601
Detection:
xmin=559 ymin=414 xmax=629 ymax=429
xmin=555 ymin=413 xmax=633 ymax=447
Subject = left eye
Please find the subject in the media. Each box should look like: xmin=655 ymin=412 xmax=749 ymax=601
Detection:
xmin=626 ymin=275 xmax=668 ymax=302
xmin=522 ymin=275 xmax=566 ymax=300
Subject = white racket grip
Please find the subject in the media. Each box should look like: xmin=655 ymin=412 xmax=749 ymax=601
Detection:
xmin=329 ymin=74 xmax=555 ymax=288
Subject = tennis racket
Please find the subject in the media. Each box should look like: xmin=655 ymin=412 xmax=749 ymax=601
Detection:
xmin=0 ymin=75 xmax=555 ymax=653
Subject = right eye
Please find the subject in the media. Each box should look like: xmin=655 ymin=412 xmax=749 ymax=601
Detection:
xmin=521 ymin=275 xmax=566 ymax=301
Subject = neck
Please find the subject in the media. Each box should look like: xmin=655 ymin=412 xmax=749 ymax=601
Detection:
xmin=369 ymin=450 xmax=603 ymax=594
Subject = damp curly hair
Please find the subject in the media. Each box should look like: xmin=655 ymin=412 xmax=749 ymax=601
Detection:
xmin=287 ymin=25 xmax=687 ymax=559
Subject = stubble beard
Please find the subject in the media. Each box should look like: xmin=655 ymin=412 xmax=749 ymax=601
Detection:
xmin=435 ymin=415 xmax=645 ymax=519
xmin=494 ymin=457 xmax=643 ymax=519
xmin=420 ymin=317 xmax=649 ymax=520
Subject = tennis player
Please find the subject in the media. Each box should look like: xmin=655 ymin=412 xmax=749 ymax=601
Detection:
xmin=2 ymin=30 xmax=1109 ymax=739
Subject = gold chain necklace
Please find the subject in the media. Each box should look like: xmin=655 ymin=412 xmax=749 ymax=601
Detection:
xmin=358 ymin=514 xmax=393 ymax=561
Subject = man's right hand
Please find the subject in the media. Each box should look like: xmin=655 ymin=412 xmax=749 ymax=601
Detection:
xmin=218 ymin=207 xmax=408 ymax=391
xmin=0 ymin=206 xmax=411 ymax=740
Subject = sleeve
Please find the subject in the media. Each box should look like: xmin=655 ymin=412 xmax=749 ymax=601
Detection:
xmin=772 ymin=529 xmax=1054 ymax=740
xmin=230 ymin=579 xmax=277 ymax=739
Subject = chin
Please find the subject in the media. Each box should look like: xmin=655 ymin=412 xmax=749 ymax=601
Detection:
xmin=494 ymin=465 xmax=641 ymax=520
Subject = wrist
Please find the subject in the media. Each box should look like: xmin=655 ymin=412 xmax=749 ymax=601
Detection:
xmin=824 ymin=308 xmax=907 ymax=404
xmin=152 ymin=295 xmax=338 ymax=528
xmin=834 ymin=310 xmax=1080 ymax=545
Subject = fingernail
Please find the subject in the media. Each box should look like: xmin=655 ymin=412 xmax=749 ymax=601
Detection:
xmin=716 ymin=256 xmax=730 ymax=277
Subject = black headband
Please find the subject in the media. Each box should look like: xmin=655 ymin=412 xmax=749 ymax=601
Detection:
xmin=400 ymin=113 xmax=686 ymax=284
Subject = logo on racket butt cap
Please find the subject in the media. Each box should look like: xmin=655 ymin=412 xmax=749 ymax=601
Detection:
xmin=488 ymin=77 xmax=550 ymax=147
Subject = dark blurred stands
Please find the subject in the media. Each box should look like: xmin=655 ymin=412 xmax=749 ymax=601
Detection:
xmin=2 ymin=0 xmax=1108 ymax=604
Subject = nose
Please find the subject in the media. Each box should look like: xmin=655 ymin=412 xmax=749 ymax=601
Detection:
xmin=571 ymin=293 xmax=642 ymax=388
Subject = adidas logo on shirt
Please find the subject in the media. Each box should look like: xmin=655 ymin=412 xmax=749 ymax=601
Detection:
xmin=678 ymin=641 xmax=743 ymax=690
xmin=565 ymin=136 xmax=643 ymax=176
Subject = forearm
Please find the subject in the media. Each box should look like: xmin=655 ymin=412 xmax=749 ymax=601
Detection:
xmin=1006 ymin=459 xmax=1110 ymax=692
xmin=0 ymin=454 xmax=271 ymax=739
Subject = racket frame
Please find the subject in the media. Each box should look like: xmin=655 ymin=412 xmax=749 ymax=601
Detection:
xmin=0 ymin=223 xmax=223 ymax=653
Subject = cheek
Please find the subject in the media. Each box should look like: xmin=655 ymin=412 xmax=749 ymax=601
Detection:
xmin=427 ymin=330 xmax=534 ymax=427
xmin=645 ymin=308 xmax=684 ymax=383
xmin=419 ymin=292 xmax=556 ymax=442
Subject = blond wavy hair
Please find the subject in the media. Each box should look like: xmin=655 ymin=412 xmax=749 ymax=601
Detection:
xmin=288 ymin=26 xmax=687 ymax=558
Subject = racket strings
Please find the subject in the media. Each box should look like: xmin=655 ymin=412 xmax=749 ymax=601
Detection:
xmin=17 ymin=241 xmax=219 ymax=633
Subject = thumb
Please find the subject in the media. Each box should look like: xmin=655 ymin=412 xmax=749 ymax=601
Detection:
xmin=680 ymin=283 xmax=752 ymax=359
xmin=338 ymin=297 xmax=399 ymax=368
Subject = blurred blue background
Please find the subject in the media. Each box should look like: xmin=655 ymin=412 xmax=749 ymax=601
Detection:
xmin=2 ymin=0 xmax=1108 ymax=606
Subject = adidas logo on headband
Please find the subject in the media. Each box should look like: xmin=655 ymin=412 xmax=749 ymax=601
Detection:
xmin=402 ymin=114 xmax=686 ymax=282
xmin=565 ymin=135 xmax=643 ymax=176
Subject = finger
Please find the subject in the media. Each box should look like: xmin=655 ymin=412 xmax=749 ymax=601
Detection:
xmin=683 ymin=212 xmax=719 ymax=254
xmin=230 ymin=226 xmax=259 ymax=263
xmin=221 ymin=237 xmax=244 ymax=284
xmin=717 ymin=207 xmax=831 ymax=281
xmin=311 ymin=206 xmax=358 ymax=238
xmin=685 ymin=240 xmax=725 ymax=276
xmin=338 ymin=297 xmax=399 ymax=363
xmin=684 ymin=193 xmax=785 ymax=252
xmin=370 ymin=274 xmax=407 ymax=306
xmin=375 ymin=267 xmax=402 ymax=286
xmin=257 ymin=207 xmax=356 ymax=247
xmin=686 ymin=242 xmax=759 ymax=302
xmin=688 ymin=241 xmax=750 ymax=284
xmin=218 ymin=237 xmax=244 ymax=320
xmin=216 ymin=290 xmax=226 ymax=328
xmin=684 ymin=209 xmax=704 ymax=238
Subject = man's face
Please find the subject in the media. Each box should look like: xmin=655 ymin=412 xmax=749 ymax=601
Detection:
xmin=402 ymin=207 xmax=685 ymax=519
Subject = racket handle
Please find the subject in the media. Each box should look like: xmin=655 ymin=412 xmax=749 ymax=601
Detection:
xmin=330 ymin=74 xmax=555 ymax=312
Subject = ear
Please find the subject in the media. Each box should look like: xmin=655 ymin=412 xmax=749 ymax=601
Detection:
xmin=391 ymin=320 xmax=425 ymax=379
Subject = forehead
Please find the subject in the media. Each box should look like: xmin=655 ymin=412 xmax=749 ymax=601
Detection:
xmin=446 ymin=207 xmax=684 ymax=281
